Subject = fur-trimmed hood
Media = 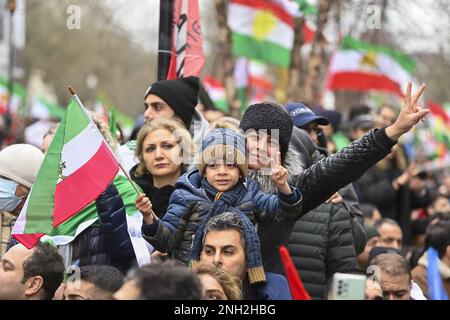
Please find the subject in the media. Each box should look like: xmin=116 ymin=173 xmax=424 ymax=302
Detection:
xmin=248 ymin=147 xmax=305 ymax=195
xmin=248 ymin=126 xmax=313 ymax=194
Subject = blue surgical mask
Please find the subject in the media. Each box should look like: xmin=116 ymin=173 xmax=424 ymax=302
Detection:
xmin=0 ymin=178 xmax=24 ymax=212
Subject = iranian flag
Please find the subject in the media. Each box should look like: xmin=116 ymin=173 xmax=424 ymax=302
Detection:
xmin=0 ymin=75 xmax=26 ymax=114
xmin=445 ymin=103 xmax=450 ymax=118
xmin=248 ymin=60 xmax=274 ymax=104
xmin=228 ymin=0 xmax=295 ymax=68
xmin=203 ymin=76 xmax=229 ymax=113
xmin=326 ymin=36 xmax=415 ymax=97
xmin=12 ymin=97 xmax=119 ymax=248
xmin=294 ymin=0 xmax=317 ymax=16
xmin=234 ymin=57 xmax=249 ymax=114
xmin=30 ymin=97 xmax=65 ymax=120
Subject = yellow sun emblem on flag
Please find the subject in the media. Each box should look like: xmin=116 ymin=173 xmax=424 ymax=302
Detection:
xmin=360 ymin=51 xmax=379 ymax=71
xmin=252 ymin=10 xmax=277 ymax=41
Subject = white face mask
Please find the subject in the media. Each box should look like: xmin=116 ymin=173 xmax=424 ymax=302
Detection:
xmin=0 ymin=178 xmax=24 ymax=212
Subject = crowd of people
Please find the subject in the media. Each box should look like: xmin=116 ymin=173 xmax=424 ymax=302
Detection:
xmin=0 ymin=76 xmax=448 ymax=301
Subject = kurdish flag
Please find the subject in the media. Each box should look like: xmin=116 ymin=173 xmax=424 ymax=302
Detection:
xmin=326 ymin=36 xmax=415 ymax=97
xmin=12 ymin=96 xmax=119 ymax=248
xmin=203 ymin=76 xmax=229 ymax=113
xmin=228 ymin=0 xmax=295 ymax=68
xmin=428 ymin=101 xmax=450 ymax=158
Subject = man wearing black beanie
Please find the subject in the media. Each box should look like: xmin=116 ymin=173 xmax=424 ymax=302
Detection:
xmin=144 ymin=76 xmax=199 ymax=129
xmin=117 ymin=77 xmax=210 ymax=174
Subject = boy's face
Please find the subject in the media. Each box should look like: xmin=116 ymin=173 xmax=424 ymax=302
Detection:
xmin=205 ymin=160 xmax=241 ymax=192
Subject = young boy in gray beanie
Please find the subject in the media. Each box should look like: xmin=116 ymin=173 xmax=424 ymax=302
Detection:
xmin=136 ymin=128 xmax=302 ymax=284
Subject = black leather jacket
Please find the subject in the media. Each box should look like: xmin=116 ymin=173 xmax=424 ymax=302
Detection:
xmin=258 ymin=127 xmax=395 ymax=274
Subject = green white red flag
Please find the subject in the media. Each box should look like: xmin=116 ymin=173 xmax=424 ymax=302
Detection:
xmin=0 ymin=75 xmax=26 ymax=115
xmin=203 ymin=76 xmax=229 ymax=113
xmin=326 ymin=36 xmax=415 ymax=97
xmin=12 ymin=96 xmax=119 ymax=248
xmin=30 ymin=96 xmax=65 ymax=120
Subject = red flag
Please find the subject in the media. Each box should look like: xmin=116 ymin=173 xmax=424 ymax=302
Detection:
xmin=279 ymin=245 xmax=312 ymax=300
xmin=167 ymin=0 xmax=205 ymax=80
xmin=166 ymin=52 xmax=178 ymax=80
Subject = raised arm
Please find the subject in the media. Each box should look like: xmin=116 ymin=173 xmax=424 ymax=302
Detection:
xmin=296 ymin=83 xmax=428 ymax=215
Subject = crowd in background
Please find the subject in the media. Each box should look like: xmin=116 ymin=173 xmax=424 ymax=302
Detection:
xmin=0 ymin=76 xmax=448 ymax=301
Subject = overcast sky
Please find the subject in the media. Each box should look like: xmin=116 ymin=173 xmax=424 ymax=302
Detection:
xmin=105 ymin=0 xmax=159 ymax=52
xmin=106 ymin=0 xmax=449 ymax=55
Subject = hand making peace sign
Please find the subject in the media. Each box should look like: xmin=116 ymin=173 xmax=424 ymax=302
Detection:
xmin=385 ymin=82 xmax=429 ymax=141
xmin=270 ymin=151 xmax=291 ymax=194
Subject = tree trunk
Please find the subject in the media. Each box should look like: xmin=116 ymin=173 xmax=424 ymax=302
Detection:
xmin=214 ymin=0 xmax=239 ymax=118
xmin=304 ymin=0 xmax=332 ymax=106
xmin=285 ymin=17 xmax=305 ymax=103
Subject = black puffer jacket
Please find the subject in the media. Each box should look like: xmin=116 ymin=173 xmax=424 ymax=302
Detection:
xmin=287 ymin=202 xmax=358 ymax=300
xmin=268 ymin=128 xmax=360 ymax=299
xmin=291 ymin=127 xmax=367 ymax=255
xmin=72 ymin=183 xmax=137 ymax=275
xmin=256 ymin=128 xmax=392 ymax=274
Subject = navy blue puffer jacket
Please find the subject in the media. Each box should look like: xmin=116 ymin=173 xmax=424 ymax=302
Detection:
xmin=72 ymin=183 xmax=137 ymax=274
xmin=142 ymin=169 xmax=302 ymax=264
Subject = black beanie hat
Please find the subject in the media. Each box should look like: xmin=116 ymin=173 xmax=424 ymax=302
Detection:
xmin=239 ymin=102 xmax=293 ymax=158
xmin=144 ymin=76 xmax=199 ymax=128
xmin=365 ymin=225 xmax=380 ymax=240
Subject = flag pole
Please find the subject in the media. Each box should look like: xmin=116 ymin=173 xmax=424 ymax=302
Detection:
xmin=68 ymin=86 xmax=142 ymax=197
xmin=158 ymin=0 xmax=174 ymax=80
